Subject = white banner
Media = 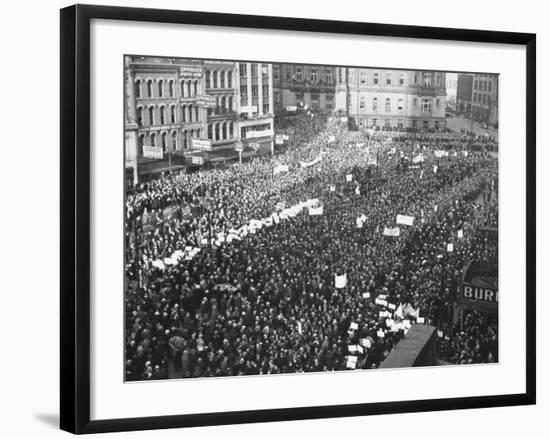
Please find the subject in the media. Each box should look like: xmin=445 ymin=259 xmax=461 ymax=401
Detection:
xmin=412 ymin=153 xmax=424 ymax=163
xmin=308 ymin=206 xmax=324 ymax=215
xmin=191 ymin=138 xmax=212 ymax=151
xmin=273 ymin=164 xmax=289 ymax=175
xmin=240 ymin=105 xmax=258 ymax=113
xmin=383 ymin=227 xmax=400 ymax=237
xmin=247 ymin=129 xmax=274 ymax=139
xmin=143 ymin=145 xmax=163 ymax=159
xmin=396 ymin=214 xmax=415 ymax=226
xmin=335 ymin=273 xmax=347 ymax=289
xmin=285 ymin=105 xmax=297 ymax=112
xmin=346 ymin=174 xmax=353 ymax=182
xmin=434 ymin=150 xmax=449 ymax=158
xmin=300 ymin=155 xmax=323 ymax=168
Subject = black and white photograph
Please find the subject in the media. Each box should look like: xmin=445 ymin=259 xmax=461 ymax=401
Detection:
xmin=123 ymin=56 xmax=499 ymax=381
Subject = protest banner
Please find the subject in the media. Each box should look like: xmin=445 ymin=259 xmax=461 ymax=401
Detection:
xmin=396 ymin=214 xmax=414 ymax=226
xmin=457 ymin=229 xmax=464 ymax=239
xmin=447 ymin=243 xmax=454 ymax=252
xmin=335 ymin=273 xmax=347 ymax=289
xmin=273 ymin=164 xmax=289 ymax=175
xmin=346 ymin=174 xmax=353 ymax=182
xmin=383 ymin=227 xmax=400 ymax=237
xmin=309 ymin=206 xmax=323 ymax=216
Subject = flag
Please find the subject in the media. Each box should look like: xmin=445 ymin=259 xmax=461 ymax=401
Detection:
xmin=396 ymin=214 xmax=414 ymax=226
xmin=383 ymin=227 xmax=400 ymax=237
xmin=335 ymin=273 xmax=347 ymax=289
xmin=394 ymin=303 xmax=404 ymax=319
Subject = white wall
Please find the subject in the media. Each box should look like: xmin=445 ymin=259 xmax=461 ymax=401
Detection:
xmin=0 ymin=0 xmax=546 ymax=438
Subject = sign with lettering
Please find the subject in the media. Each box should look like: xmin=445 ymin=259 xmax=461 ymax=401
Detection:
xmin=143 ymin=145 xmax=163 ymax=159
xmin=191 ymin=155 xmax=205 ymax=165
xmin=247 ymin=129 xmax=274 ymax=139
xmin=195 ymin=95 xmax=217 ymax=108
xmin=461 ymin=284 xmax=498 ymax=303
xmin=191 ymin=138 xmax=212 ymax=151
xmin=180 ymin=66 xmax=203 ymax=77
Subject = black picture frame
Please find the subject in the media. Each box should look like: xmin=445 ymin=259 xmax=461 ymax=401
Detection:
xmin=60 ymin=4 xmax=536 ymax=434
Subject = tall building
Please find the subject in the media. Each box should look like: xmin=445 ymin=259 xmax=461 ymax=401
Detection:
xmin=456 ymin=74 xmax=474 ymax=114
xmin=125 ymin=56 xmax=274 ymax=183
xmin=345 ymin=69 xmax=447 ymax=131
xmin=272 ymin=64 xmax=339 ymax=114
xmin=236 ymin=62 xmax=274 ymax=156
xmin=471 ymin=74 xmax=498 ymax=127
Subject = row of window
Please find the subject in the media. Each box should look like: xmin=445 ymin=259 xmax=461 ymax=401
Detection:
xmin=207 ymin=95 xmax=235 ymax=116
xmin=207 ymin=122 xmax=235 ymax=141
xmin=205 ymin=70 xmax=233 ymax=89
xmin=474 ymin=79 xmax=493 ymax=93
xmin=239 ymin=63 xmax=270 ymax=78
xmin=135 ymin=78 xmax=200 ymax=99
xmin=473 ymin=92 xmax=492 ymax=105
xmin=136 ymin=104 xmax=202 ymax=126
xmin=356 ymin=97 xmax=440 ymax=113
xmin=239 ymin=84 xmax=270 ymax=98
xmin=138 ymin=129 xmax=203 ymax=152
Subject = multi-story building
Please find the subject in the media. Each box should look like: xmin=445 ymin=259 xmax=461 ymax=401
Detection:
xmin=125 ymin=56 xmax=274 ymax=183
xmin=345 ymin=69 xmax=447 ymax=131
xmin=471 ymin=74 xmax=498 ymax=127
xmin=272 ymin=64 xmax=339 ymax=114
xmin=456 ymin=74 xmax=474 ymax=115
xmin=236 ymin=62 xmax=274 ymax=157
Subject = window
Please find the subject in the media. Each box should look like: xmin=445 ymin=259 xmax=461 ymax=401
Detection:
xmin=220 ymin=96 xmax=226 ymax=114
xmin=215 ymin=124 xmax=220 ymax=141
xmin=436 ymin=74 xmax=442 ymax=86
xmin=414 ymin=72 xmax=419 ymax=84
xmin=483 ymin=81 xmax=488 ymax=91
xmin=193 ymin=81 xmax=198 ymax=96
xmin=135 ymin=80 xmax=141 ymax=98
xmin=160 ymin=106 xmax=165 ymax=124
xmin=263 ymin=103 xmax=269 ymax=114
xmin=148 ymin=106 xmax=154 ymax=125
xmin=326 ymin=94 xmax=334 ymax=101
xmin=161 ymin=132 xmax=167 ymax=151
xmin=399 ymin=74 xmax=405 ymax=86
xmin=137 ymin=107 xmax=143 ymax=126
xmin=220 ymin=73 xmax=225 ymax=89
xmin=251 ymin=64 xmax=258 ymax=77
xmin=240 ymin=64 xmax=247 ymax=77
xmin=423 ymin=73 xmax=432 ymax=87
xmin=286 ymin=70 xmax=291 ymax=80
xmin=385 ymin=98 xmax=391 ymax=112
xmin=212 ymin=72 xmax=218 ymax=88
xmin=205 ymin=72 xmax=211 ymax=89
xmin=325 ymin=69 xmax=333 ymax=82
xmin=360 ymin=70 xmax=367 ymax=85
xmin=188 ymin=105 xmax=194 ymax=121
xmin=240 ymin=85 xmax=247 ymax=97
xmin=227 ymin=96 xmax=233 ymax=113
xmin=398 ymin=98 xmax=404 ymax=111
xmin=170 ymin=106 xmax=176 ymax=124
xmin=227 ymin=72 xmax=232 ymax=88
xmin=252 ymin=85 xmax=258 ymax=97
xmin=488 ymin=81 xmax=492 ymax=92
xmin=373 ymin=72 xmax=379 ymax=85
xmin=421 ymin=98 xmax=432 ymax=113
xmin=195 ymin=106 xmax=200 ymax=121
xmin=295 ymin=92 xmax=304 ymax=101
xmin=263 ymin=84 xmax=269 ymax=97
xmin=273 ymin=66 xmax=280 ymax=80
xmin=172 ymin=132 xmax=177 ymax=149
xmin=150 ymin=132 xmax=156 ymax=146
xmin=436 ymin=98 xmax=440 ymax=108
xmin=169 ymin=80 xmax=174 ymax=97
xmin=229 ymin=122 xmax=234 ymax=138
xmin=413 ymin=98 xmax=418 ymax=106
xmin=221 ymin=122 xmax=227 ymax=140
xmin=158 ymin=80 xmax=163 ymax=97
xmin=359 ymin=97 xmax=365 ymax=110
xmin=386 ymin=73 xmax=392 ymax=85
xmin=310 ymin=68 xmax=318 ymax=82
xmin=147 ymin=80 xmax=153 ymax=97
xmin=261 ymin=64 xmax=269 ymax=76
xmin=274 ymin=92 xmax=280 ymax=105
xmin=295 ymin=67 xmax=303 ymax=80
xmin=207 ymin=124 xmax=213 ymax=139
xmin=372 ymin=97 xmax=378 ymax=112
xmin=474 ymin=80 xmax=478 ymax=90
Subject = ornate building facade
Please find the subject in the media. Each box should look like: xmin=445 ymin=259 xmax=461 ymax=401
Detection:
xmin=272 ymin=64 xmax=339 ymax=113
xmin=344 ymin=68 xmax=447 ymax=131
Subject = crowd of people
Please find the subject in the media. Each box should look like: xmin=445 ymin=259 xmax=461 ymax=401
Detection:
xmin=124 ymin=111 xmax=499 ymax=381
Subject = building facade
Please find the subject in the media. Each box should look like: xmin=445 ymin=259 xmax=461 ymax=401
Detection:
xmin=125 ymin=56 xmax=274 ymax=183
xmin=236 ymin=62 xmax=275 ymax=157
xmin=456 ymin=74 xmax=474 ymax=114
xmin=471 ymin=74 xmax=498 ymax=127
xmin=272 ymin=64 xmax=339 ymax=114
xmin=345 ymin=69 xmax=447 ymax=131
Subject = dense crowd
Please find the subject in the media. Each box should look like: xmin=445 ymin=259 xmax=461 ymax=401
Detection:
xmin=124 ymin=112 xmax=498 ymax=381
